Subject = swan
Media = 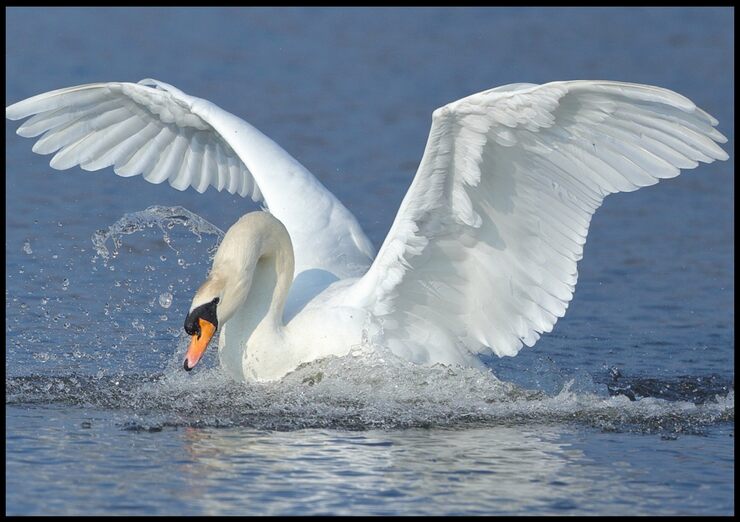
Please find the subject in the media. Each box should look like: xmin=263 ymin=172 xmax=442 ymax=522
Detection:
xmin=6 ymin=79 xmax=728 ymax=382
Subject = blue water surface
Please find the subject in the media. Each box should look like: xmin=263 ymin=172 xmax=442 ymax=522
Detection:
xmin=5 ymin=7 xmax=734 ymax=516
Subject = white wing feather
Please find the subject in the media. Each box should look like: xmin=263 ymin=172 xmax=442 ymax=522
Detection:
xmin=345 ymin=81 xmax=728 ymax=365
xmin=6 ymin=79 xmax=374 ymax=277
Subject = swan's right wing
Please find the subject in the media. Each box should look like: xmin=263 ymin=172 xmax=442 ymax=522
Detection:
xmin=6 ymin=79 xmax=375 ymax=277
xmin=345 ymin=81 xmax=728 ymax=366
xmin=6 ymin=79 xmax=261 ymax=197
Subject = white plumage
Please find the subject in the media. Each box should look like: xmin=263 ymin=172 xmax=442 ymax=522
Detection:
xmin=345 ymin=81 xmax=728 ymax=365
xmin=6 ymin=79 xmax=728 ymax=381
xmin=7 ymin=79 xmax=375 ymax=280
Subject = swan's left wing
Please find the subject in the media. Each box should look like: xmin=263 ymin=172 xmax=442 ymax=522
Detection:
xmin=344 ymin=81 xmax=728 ymax=366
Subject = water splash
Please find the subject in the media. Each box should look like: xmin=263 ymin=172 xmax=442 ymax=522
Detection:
xmin=158 ymin=292 xmax=173 ymax=309
xmin=91 ymin=205 xmax=224 ymax=263
xmin=8 ymin=206 xmax=226 ymax=379
xmin=6 ymin=347 xmax=733 ymax=434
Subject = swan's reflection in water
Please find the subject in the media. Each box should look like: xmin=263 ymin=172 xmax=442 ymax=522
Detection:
xmin=175 ymin=424 xmax=659 ymax=515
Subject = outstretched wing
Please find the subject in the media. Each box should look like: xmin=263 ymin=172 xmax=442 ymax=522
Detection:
xmin=345 ymin=81 xmax=728 ymax=365
xmin=6 ymin=79 xmax=374 ymax=277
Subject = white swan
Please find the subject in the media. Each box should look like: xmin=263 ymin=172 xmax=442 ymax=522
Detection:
xmin=6 ymin=79 xmax=728 ymax=382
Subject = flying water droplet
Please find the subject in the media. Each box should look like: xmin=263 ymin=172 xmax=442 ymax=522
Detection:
xmin=158 ymin=292 xmax=173 ymax=309
xmin=22 ymin=240 xmax=33 ymax=255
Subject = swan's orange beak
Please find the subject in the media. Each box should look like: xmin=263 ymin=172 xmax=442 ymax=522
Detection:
xmin=184 ymin=318 xmax=217 ymax=371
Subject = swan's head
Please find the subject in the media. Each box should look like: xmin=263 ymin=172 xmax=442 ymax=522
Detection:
xmin=182 ymin=272 xmax=233 ymax=371
xmin=182 ymin=211 xmax=294 ymax=371
xmin=183 ymin=294 xmax=220 ymax=371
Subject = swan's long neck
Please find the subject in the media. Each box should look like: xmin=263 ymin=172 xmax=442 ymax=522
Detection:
xmin=209 ymin=212 xmax=295 ymax=380
xmin=251 ymin=234 xmax=295 ymax=333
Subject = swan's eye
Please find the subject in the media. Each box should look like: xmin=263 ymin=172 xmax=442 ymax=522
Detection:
xmin=184 ymin=298 xmax=220 ymax=336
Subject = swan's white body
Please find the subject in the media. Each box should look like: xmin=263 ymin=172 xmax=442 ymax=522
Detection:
xmin=195 ymin=212 xmax=372 ymax=381
xmin=6 ymin=79 xmax=728 ymax=382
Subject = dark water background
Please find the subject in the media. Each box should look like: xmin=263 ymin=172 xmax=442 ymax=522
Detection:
xmin=5 ymin=7 xmax=734 ymax=515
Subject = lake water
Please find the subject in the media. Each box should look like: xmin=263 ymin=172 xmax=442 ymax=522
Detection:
xmin=5 ymin=7 xmax=734 ymax=516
